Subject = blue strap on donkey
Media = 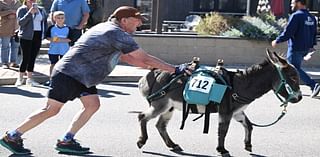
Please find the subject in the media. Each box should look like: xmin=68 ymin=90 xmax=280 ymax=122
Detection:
xmin=180 ymin=58 xmax=230 ymax=133
xmin=147 ymin=57 xmax=231 ymax=134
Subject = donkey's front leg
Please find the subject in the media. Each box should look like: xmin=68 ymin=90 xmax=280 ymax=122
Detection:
xmin=216 ymin=114 xmax=232 ymax=156
xmin=156 ymin=107 xmax=183 ymax=152
xmin=233 ymin=111 xmax=253 ymax=152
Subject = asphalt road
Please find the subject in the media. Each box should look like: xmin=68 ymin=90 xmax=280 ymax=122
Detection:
xmin=0 ymin=83 xmax=319 ymax=157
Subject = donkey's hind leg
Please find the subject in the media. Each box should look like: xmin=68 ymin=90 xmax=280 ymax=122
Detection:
xmin=233 ymin=111 xmax=253 ymax=152
xmin=156 ymin=107 xmax=183 ymax=152
xmin=137 ymin=104 xmax=167 ymax=149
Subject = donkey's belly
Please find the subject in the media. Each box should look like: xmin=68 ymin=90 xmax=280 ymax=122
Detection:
xmin=233 ymin=105 xmax=248 ymax=115
xmin=170 ymin=99 xmax=208 ymax=114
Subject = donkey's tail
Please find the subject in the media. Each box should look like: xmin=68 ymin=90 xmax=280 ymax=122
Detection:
xmin=138 ymin=72 xmax=153 ymax=98
xmin=138 ymin=69 xmax=162 ymax=98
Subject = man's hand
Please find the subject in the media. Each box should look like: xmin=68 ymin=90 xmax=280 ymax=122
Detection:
xmin=174 ymin=63 xmax=191 ymax=75
xmin=75 ymin=25 xmax=84 ymax=30
xmin=304 ymin=48 xmax=316 ymax=61
xmin=271 ymin=40 xmax=277 ymax=48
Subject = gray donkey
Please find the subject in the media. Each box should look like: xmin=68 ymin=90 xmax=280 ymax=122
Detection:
xmin=136 ymin=49 xmax=302 ymax=156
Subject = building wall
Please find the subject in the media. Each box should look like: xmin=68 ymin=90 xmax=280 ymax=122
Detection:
xmin=134 ymin=34 xmax=320 ymax=68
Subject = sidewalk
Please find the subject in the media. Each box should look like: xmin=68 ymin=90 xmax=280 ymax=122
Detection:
xmin=1 ymin=54 xmax=320 ymax=86
xmin=0 ymin=54 xmax=150 ymax=85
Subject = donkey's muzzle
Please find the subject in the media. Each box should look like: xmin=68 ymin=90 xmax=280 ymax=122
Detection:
xmin=288 ymin=91 xmax=302 ymax=103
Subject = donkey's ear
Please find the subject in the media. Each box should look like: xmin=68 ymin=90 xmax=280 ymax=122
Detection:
xmin=266 ymin=48 xmax=278 ymax=64
xmin=266 ymin=49 xmax=288 ymax=67
xmin=273 ymin=51 xmax=288 ymax=66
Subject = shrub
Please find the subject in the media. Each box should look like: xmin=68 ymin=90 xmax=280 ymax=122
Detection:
xmin=195 ymin=12 xmax=237 ymax=35
xmin=195 ymin=12 xmax=286 ymax=41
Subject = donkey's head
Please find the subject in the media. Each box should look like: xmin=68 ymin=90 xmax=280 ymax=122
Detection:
xmin=266 ymin=49 xmax=302 ymax=103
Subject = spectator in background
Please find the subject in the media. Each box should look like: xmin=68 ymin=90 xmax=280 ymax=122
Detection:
xmin=272 ymin=0 xmax=320 ymax=98
xmin=50 ymin=0 xmax=90 ymax=46
xmin=0 ymin=0 xmax=21 ymax=69
xmin=15 ymin=0 xmax=47 ymax=86
xmin=45 ymin=11 xmax=71 ymax=86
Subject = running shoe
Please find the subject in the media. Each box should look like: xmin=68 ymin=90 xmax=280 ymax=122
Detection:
xmin=55 ymin=139 xmax=90 ymax=154
xmin=311 ymin=83 xmax=320 ymax=98
xmin=0 ymin=132 xmax=31 ymax=155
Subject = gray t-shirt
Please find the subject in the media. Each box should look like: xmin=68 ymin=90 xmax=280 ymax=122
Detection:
xmin=53 ymin=21 xmax=140 ymax=87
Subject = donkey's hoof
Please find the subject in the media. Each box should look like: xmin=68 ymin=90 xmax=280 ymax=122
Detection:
xmin=245 ymin=145 xmax=252 ymax=152
xmin=216 ymin=147 xmax=229 ymax=156
xmin=221 ymin=152 xmax=231 ymax=157
xmin=137 ymin=141 xmax=145 ymax=149
xmin=170 ymin=145 xmax=183 ymax=152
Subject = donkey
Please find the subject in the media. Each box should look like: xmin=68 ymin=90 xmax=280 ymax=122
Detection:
xmin=136 ymin=49 xmax=302 ymax=156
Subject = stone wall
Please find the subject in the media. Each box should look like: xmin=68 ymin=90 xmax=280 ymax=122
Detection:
xmin=134 ymin=34 xmax=320 ymax=68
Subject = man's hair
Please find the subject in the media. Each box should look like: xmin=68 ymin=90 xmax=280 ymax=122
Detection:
xmin=53 ymin=11 xmax=65 ymax=18
xmin=295 ymin=0 xmax=306 ymax=5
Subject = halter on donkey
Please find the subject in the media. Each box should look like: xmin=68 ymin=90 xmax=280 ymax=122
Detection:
xmin=136 ymin=49 xmax=302 ymax=156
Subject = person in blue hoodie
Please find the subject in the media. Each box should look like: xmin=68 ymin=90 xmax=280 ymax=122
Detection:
xmin=272 ymin=0 xmax=320 ymax=98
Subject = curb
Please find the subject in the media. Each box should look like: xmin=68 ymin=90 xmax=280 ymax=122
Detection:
xmin=1 ymin=73 xmax=320 ymax=86
xmin=0 ymin=76 xmax=143 ymax=86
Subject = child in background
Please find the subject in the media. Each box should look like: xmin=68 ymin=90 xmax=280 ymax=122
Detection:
xmin=45 ymin=11 xmax=71 ymax=86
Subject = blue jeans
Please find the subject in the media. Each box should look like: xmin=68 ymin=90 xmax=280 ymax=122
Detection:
xmin=287 ymin=51 xmax=316 ymax=90
xmin=0 ymin=36 xmax=20 ymax=64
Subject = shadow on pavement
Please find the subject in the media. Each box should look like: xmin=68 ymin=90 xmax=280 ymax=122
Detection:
xmin=58 ymin=151 xmax=111 ymax=157
xmin=143 ymin=150 xmax=217 ymax=157
xmin=142 ymin=150 xmax=178 ymax=157
xmin=104 ymin=82 xmax=138 ymax=88
xmin=172 ymin=150 xmax=216 ymax=157
xmin=98 ymin=88 xmax=130 ymax=98
xmin=0 ymin=87 xmax=44 ymax=98
xmin=250 ymin=153 xmax=268 ymax=157
xmin=8 ymin=153 xmax=34 ymax=157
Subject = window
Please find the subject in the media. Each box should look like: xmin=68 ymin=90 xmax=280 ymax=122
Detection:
xmin=135 ymin=0 xmax=152 ymax=30
xmin=193 ymin=0 xmax=247 ymax=13
xmin=193 ymin=0 xmax=216 ymax=12
xmin=136 ymin=0 xmax=152 ymax=14
xmin=218 ymin=0 xmax=247 ymax=13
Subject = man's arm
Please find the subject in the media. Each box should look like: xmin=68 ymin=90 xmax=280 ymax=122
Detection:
xmin=120 ymin=48 xmax=175 ymax=73
xmin=272 ymin=15 xmax=298 ymax=47
xmin=76 ymin=12 xmax=89 ymax=29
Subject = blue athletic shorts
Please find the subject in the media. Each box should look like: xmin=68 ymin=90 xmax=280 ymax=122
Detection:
xmin=47 ymin=72 xmax=98 ymax=103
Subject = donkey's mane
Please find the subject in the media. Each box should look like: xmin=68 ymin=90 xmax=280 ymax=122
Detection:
xmin=233 ymin=59 xmax=274 ymax=100
xmin=238 ymin=59 xmax=271 ymax=79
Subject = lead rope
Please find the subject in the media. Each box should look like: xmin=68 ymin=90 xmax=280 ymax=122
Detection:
xmin=250 ymin=80 xmax=290 ymax=127
xmin=250 ymin=64 xmax=294 ymax=127
xmin=250 ymin=105 xmax=287 ymax=127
